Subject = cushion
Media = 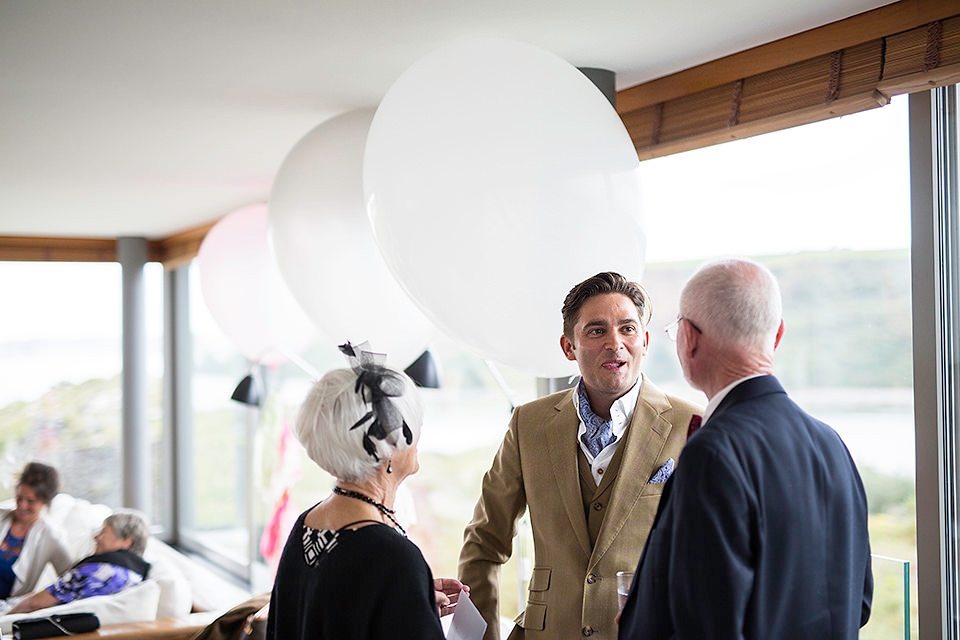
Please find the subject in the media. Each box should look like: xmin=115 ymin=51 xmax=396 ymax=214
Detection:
xmin=144 ymin=540 xmax=250 ymax=613
xmin=57 ymin=497 xmax=112 ymax=559
xmin=0 ymin=578 xmax=161 ymax=634
xmin=143 ymin=539 xmax=192 ymax=618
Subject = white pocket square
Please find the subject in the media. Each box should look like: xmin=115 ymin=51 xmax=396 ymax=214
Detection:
xmin=648 ymin=458 xmax=675 ymax=484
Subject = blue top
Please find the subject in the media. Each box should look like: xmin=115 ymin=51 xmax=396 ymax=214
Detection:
xmin=0 ymin=529 xmax=25 ymax=598
xmin=46 ymin=562 xmax=143 ymax=603
xmin=44 ymin=549 xmax=150 ymax=604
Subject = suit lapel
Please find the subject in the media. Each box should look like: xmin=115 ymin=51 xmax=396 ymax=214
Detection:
xmin=545 ymin=390 xmax=593 ymax=559
xmin=590 ymin=376 xmax=672 ymax=566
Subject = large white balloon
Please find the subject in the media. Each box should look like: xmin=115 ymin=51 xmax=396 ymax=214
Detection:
xmin=364 ymin=38 xmax=646 ymax=378
xmin=268 ymin=109 xmax=436 ymax=369
xmin=197 ymin=203 xmax=316 ymax=367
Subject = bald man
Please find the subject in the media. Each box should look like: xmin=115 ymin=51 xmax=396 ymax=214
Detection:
xmin=618 ymin=258 xmax=872 ymax=640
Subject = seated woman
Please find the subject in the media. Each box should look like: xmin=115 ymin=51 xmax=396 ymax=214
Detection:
xmin=6 ymin=510 xmax=150 ymax=614
xmin=266 ymin=343 xmax=463 ymax=640
xmin=0 ymin=462 xmax=73 ymax=599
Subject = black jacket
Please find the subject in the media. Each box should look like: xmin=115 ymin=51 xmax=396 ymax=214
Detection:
xmin=619 ymin=375 xmax=872 ymax=639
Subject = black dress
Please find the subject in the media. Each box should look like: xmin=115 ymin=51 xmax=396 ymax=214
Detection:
xmin=266 ymin=509 xmax=445 ymax=639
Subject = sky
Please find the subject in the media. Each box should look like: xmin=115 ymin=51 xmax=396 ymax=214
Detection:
xmin=640 ymin=95 xmax=909 ymax=263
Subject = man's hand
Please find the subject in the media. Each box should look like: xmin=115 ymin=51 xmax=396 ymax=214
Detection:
xmin=434 ymin=577 xmax=469 ymax=617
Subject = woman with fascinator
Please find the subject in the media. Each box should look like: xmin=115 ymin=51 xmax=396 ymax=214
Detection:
xmin=266 ymin=343 xmax=465 ymax=639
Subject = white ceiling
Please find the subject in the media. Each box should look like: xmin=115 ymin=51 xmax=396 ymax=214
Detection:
xmin=0 ymin=0 xmax=894 ymax=239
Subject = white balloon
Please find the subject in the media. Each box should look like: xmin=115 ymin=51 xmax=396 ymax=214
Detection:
xmin=364 ymin=38 xmax=646 ymax=378
xmin=268 ymin=109 xmax=436 ymax=369
xmin=197 ymin=203 xmax=316 ymax=367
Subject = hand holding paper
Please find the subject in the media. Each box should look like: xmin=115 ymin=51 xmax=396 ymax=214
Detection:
xmin=445 ymin=588 xmax=487 ymax=640
xmin=435 ymin=577 xmax=469 ymax=617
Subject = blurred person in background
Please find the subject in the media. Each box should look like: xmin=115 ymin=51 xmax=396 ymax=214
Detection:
xmin=7 ymin=509 xmax=151 ymax=614
xmin=0 ymin=462 xmax=72 ymax=600
xmin=266 ymin=342 xmax=466 ymax=640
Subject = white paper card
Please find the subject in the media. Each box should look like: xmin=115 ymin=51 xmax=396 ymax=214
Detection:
xmin=446 ymin=588 xmax=487 ymax=640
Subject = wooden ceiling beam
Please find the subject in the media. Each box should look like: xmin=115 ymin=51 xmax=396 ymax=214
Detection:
xmin=0 ymin=236 xmax=117 ymax=262
xmin=616 ymin=0 xmax=960 ymax=114
xmin=0 ymin=220 xmax=217 ymax=266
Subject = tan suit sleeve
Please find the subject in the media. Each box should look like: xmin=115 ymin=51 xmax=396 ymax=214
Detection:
xmin=458 ymin=408 xmax=527 ymax=640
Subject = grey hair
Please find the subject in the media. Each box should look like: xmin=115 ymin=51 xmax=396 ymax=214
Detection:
xmin=294 ymin=367 xmax=424 ymax=484
xmin=681 ymin=258 xmax=782 ymax=354
xmin=104 ymin=509 xmax=150 ymax=556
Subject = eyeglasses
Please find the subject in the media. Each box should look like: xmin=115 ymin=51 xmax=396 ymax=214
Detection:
xmin=664 ymin=316 xmax=702 ymax=341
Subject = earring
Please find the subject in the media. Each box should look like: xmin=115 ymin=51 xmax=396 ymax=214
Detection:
xmin=387 ymin=461 xmax=393 ymax=474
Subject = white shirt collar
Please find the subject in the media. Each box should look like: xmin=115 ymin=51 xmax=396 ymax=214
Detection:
xmin=702 ymin=374 xmax=765 ymax=425
xmin=573 ymin=375 xmax=643 ymax=460
xmin=608 ymin=376 xmax=642 ymax=438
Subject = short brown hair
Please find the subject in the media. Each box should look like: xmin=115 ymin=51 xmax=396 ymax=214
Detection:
xmin=18 ymin=462 xmax=60 ymax=504
xmin=561 ymin=272 xmax=653 ymax=338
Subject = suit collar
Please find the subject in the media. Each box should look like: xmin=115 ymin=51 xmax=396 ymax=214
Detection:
xmin=709 ymin=374 xmax=785 ymax=424
xmin=702 ymin=373 xmax=765 ymax=424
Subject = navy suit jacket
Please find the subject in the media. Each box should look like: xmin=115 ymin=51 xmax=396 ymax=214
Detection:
xmin=618 ymin=375 xmax=873 ymax=640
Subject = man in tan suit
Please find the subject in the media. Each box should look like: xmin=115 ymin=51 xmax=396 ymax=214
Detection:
xmin=459 ymin=272 xmax=702 ymax=640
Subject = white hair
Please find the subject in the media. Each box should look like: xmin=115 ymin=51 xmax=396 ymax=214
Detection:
xmin=681 ymin=258 xmax=782 ymax=355
xmin=104 ymin=509 xmax=150 ymax=556
xmin=294 ymin=367 xmax=424 ymax=483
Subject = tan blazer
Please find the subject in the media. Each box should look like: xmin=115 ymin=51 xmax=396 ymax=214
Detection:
xmin=458 ymin=375 xmax=702 ymax=640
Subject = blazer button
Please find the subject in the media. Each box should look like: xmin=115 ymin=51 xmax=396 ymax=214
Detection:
xmin=586 ymin=573 xmax=598 ymax=584
xmin=582 ymin=626 xmax=595 ymax=636
xmin=592 ymin=501 xmax=603 ymax=511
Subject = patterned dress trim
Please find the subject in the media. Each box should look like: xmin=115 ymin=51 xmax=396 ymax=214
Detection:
xmin=302 ymin=520 xmax=382 ymax=568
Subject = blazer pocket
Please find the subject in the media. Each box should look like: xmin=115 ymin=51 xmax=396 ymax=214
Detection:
xmin=517 ymin=567 xmax=550 ymax=630
xmin=647 ymin=458 xmax=675 ymax=484
xmin=643 ymin=485 xmax=665 ymax=497
xmin=529 ymin=567 xmax=551 ymax=592
xmin=519 ymin=602 xmax=546 ymax=631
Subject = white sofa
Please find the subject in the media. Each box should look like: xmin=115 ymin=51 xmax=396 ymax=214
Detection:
xmin=0 ymin=494 xmax=252 ymax=636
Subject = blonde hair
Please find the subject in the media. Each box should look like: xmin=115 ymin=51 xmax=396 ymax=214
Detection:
xmin=294 ymin=367 xmax=423 ymax=483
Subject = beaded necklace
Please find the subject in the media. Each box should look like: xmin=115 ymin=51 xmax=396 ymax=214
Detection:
xmin=332 ymin=487 xmax=407 ymax=537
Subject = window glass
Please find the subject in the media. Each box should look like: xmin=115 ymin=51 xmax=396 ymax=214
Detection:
xmin=638 ymin=95 xmax=915 ymax=636
xmin=180 ymin=261 xmax=250 ymax=568
xmin=181 ymin=96 xmax=916 ymax=634
xmin=0 ymin=261 xmax=164 ymax=526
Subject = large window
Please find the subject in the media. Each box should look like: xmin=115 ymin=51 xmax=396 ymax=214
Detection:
xmin=172 ymin=95 xmax=919 ymax=636
xmin=638 ymin=95 xmax=915 ymax=636
xmin=0 ymin=261 xmax=165 ymax=523
xmin=1 ymin=87 xmax=947 ymax=637
xmin=176 ymin=261 xmax=257 ymax=576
